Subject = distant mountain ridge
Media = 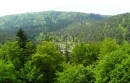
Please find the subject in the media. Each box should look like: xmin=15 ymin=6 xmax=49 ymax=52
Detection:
xmin=1 ymin=11 xmax=130 ymax=44
xmin=0 ymin=11 xmax=109 ymax=43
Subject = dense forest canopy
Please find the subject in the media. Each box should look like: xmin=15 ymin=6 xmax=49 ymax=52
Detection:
xmin=0 ymin=11 xmax=109 ymax=44
xmin=1 ymin=11 xmax=130 ymax=45
xmin=1 ymin=11 xmax=130 ymax=82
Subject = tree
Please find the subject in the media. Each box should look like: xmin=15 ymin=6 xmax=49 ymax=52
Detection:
xmin=94 ymin=48 xmax=129 ymax=83
xmin=24 ymin=40 xmax=36 ymax=60
xmin=16 ymin=29 xmax=35 ymax=64
xmin=99 ymin=38 xmax=119 ymax=59
xmin=0 ymin=60 xmax=17 ymax=83
xmin=0 ymin=41 xmax=23 ymax=70
xmin=16 ymin=28 xmax=27 ymax=48
xmin=70 ymin=42 xmax=99 ymax=66
xmin=32 ymin=41 xmax=65 ymax=83
xmin=56 ymin=63 xmax=95 ymax=83
xmin=109 ymin=56 xmax=130 ymax=83
xmin=19 ymin=61 xmax=38 ymax=83
xmin=70 ymin=42 xmax=87 ymax=65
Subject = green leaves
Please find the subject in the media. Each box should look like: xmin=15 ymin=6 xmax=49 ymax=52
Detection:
xmin=56 ymin=64 xmax=95 ymax=83
xmin=94 ymin=48 xmax=130 ymax=83
xmin=98 ymin=38 xmax=119 ymax=59
xmin=0 ymin=60 xmax=17 ymax=83
xmin=70 ymin=42 xmax=87 ymax=64
xmin=1 ymin=35 xmax=130 ymax=83
xmin=32 ymin=41 xmax=65 ymax=83
xmin=19 ymin=61 xmax=37 ymax=82
xmin=0 ymin=41 xmax=23 ymax=63
xmin=70 ymin=42 xmax=99 ymax=66
xmin=16 ymin=28 xmax=27 ymax=49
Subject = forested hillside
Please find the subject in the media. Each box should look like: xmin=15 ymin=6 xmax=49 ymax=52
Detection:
xmin=1 ymin=30 xmax=130 ymax=82
xmin=0 ymin=11 xmax=108 ymax=44
xmin=1 ymin=11 xmax=130 ymax=45
xmin=55 ymin=13 xmax=130 ymax=44
xmin=1 ymin=11 xmax=130 ymax=82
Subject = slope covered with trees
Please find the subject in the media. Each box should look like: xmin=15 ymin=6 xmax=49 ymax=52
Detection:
xmin=1 ymin=11 xmax=130 ymax=45
xmin=54 ymin=13 xmax=130 ymax=44
xmin=0 ymin=29 xmax=130 ymax=82
xmin=1 ymin=11 xmax=130 ymax=82
xmin=0 ymin=11 xmax=108 ymax=44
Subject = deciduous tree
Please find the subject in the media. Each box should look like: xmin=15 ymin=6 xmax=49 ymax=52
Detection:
xmin=32 ymin=41 xmax=65 ymax=83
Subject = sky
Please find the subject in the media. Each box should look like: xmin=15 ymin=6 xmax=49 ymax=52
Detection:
xmin=0 ymin=0 xmax=130 ymax=16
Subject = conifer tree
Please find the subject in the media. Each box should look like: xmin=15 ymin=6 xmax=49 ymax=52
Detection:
xmin=16 ymin=28 xmax=27 ymax=48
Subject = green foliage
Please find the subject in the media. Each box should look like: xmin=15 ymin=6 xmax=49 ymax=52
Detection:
xmin=16 ymin=28 xmax=27 ymax=48
xmin=110 ymin=56 xmax=130 ymax=83
xmin=1 ymin=11 xmax=130 ymax=83
xmin=70 ymin=42 xmax=99 ymax=66
xmin=24 ymin=40 xmax=36 ymax=60
xmin=19 ymin=61 xmax=38 ymax=83
xmin=0 ymin=11 xmax=108 ymax=44
xmin=0 ymin=60 xmax=17 ymax=83
xmin=70 ymin=42 xmax=87 ymax=64
xmin=32 ymin=41 xmax=65 ymax=83
xmin=1 ymin=37 xmax=130 ymax=82
xmin=0 ymin=41 xmax=23 ymax=70
xmin=56 ymin=63 xmax=95 ymax=83
xmin=1 ymin=11 xmax=130 ymax=45
xmin=99 ymin=38 xmax=119 ymax=59
xmin=94 ymin=48 xmax=130 ymax=83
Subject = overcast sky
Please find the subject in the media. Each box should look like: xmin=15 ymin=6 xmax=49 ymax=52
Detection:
xmin=0 ymin=0 xmax=130 ymax=16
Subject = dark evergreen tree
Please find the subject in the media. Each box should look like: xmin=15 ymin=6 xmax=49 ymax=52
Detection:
xmin=16 ymin=28 xmax=27 ymax=48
